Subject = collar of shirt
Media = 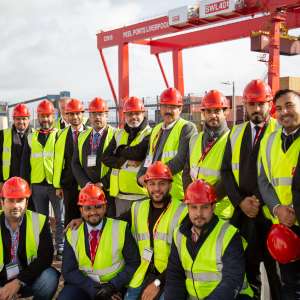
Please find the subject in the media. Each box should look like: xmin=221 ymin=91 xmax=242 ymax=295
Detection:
xmin=282 ymin=127 xmax=300 ymax=136
xmin=86 ymin=220 xmax=103 ymax=235
xmin=71 ymin=125 xmax=84 ymax=134
xmin=162 ymin=118 xmax=179 ymax=130
xmin=93 ymin=127 xmax=105 ymax=136
xmin=4 ymin=216 xmax=23 ymax=236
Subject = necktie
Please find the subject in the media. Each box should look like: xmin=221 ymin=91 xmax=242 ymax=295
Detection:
xmin=89 ymin=229 xmax=100 ymax=264
xmin=93 ymin=132 xmax=100 ymax=148
xmin=73 ymin=130 xmax=79 ymax=143
xmin=253 ymin=125 xmax=260 ymax=146
xmin=283 ymin=134 xmax=294 ymax=153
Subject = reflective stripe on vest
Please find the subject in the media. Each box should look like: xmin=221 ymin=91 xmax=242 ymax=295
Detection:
xmin=174 ymin=220 xmax=253 ymax=299
xmin=129 ymin=199 xmax=187 ymax=288
xmin=67 ymin=218 xmax=126 ymax=283
xmin=2 ymin=129 xmax=12 ymax=180
xmin=28 ymin=130 xmax=57 ymax=184
xmin=77 ymin=126 xmax=115 ymax=182
xmin=189 ymin=131 xmax=234 ymax=219
xmin=53 ymin=127 xmax=69 ymax=188
xmin=110 ymin=126 xmax=151 ymax=198
xmin=148 ymin=118 xmax=192 ymax=200
xmin=260 ymin=129 xmax=300 ymax=225
xmin=230 ymin=118 xmax=278 ymax=186
xmin=0 ymin=210 xmax=46 ymax=271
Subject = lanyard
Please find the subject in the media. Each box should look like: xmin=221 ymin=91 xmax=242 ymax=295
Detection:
xmin=89 ymin=132 xmax=101 ymax=154
xmin=10 ymin=231 xmax=19 ymax=263
xmin=151 ymin=128 xmax=163 ymax=155
xmin=151 ymin=202 xmax=171 ymax=238
xmin=253 ymin=125 xmax=264 ymax=146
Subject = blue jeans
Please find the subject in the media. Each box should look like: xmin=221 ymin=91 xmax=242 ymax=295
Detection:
xmin=21 ymin=267 xmax=60 ymax=300
xmin=125 ymin=283 xmax=165 ymax=300
xmin=32 ymin=184 xmax=64 ymax=251
xmin=58 ymin=285 xmax=91 ymax=300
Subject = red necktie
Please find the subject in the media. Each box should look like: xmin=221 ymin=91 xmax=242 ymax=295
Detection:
xmin=73 ymin=130 xmax=79 ymax=143
xmin=89 ymin=230 xmax=100 ymax=264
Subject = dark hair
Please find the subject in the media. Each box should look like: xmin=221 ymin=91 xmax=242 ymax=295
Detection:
xmin=274 ymin=89 xmax=300 ymax=103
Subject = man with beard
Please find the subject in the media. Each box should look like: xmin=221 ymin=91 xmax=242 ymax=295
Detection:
xmin=165 ymin=179 xmax=252 ymax=300
xmin=53 ymin=98 xmax=87 ymax=228
xmin=54 ymin=96 xmax=70 ymax=130
xmin=221 ymin=79 xmax=280 ymax=299
xmin=0 ymin=104 xmax=31 ymax=187
xmin=184 ymin=90 xmax=234 ymax=220
xmin=258 ymin=89 xmax=300 ymax=299
xmin=72 ymin=97 xmax=115 ymax=216
xmin=102 ymin=96 xmax=151 ymax=216
xmin=122 ymin=161 xmax=187 ymax=300
xmin=138 ymin=88 xmax=197 ymax=202
xmin=58 ymin=184 xmax=140 ymax=300
xmin=21 ymin=99 xmax=64 ymax=260
xmin=0 ymin=177 xmax=59 ymax=300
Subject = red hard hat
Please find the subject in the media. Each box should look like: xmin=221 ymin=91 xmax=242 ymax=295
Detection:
xmin=77 ymin=184 xmax=107 ymax=206
xmin=123 ymin=97 xmax=145 ymax=113
xmin=13 ymin=104 xmax=31 ymax=117
xmin=184 ymin=179 xmax=217 ymax=204
xmin=160 ymin=88 xmax=183 ymax=106
xmin=65 ymin=98 xmax=84 ymax=113
xmin=37 ymin=100 xmax=55 ymax=115
xmin=200 ymin=90 xmax=230 ymax=109
xmin=267 ymin=224 xmax=300 ymax=264
xmin=144 ymin=161 xmax=173 ymax=182
xmin=88 ymin=97 xmax=108 ymax=113
xmin=1 ymin=177 xmax=31 ymax=199
xmin=243 ymin=79 xmax=273 ymax=103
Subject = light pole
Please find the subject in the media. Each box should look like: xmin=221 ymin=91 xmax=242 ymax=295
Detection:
xmin=221 ymin=81 xmax=236 ymax=125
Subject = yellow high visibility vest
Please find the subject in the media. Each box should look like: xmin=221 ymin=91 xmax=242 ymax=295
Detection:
xmin=230 ymin=118 xmax=278 ymax=185
xmin=0 ymin=210 xmax=46 ymax=272
xmin=77 ymin=126 xmax=115 ymax=183
xmin=2 ymin=128 xmax=12 ymax=181
xmin=28 ymin=130 xmax=57 ymax=184
xmin=66 ymin=218 xmax=126 ymax=283
xmin=148 ymin=118 xmax=194 ymax=201
xmin=174 ymin=219 xmax=253 ymax=299
xmin=189 ymin=131 xmax=234 ymax=219
xmin=259 ymin=128 xmax=300 ymax=225
xmin=109 ymin=126 xmax=151 ymax=199
xmin=129 ymin=199 xmax=187 ymax=288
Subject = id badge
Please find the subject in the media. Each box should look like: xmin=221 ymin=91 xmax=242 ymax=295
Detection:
xmin=6 ymin=263 xmax=20 ymax=280
xmin=87 ymin=155 xmax=97 ymax=167
xmin=142 ymin=247 xmax=153 ymax=262
xmin=144 ymin=155 xmax=152 ymax=168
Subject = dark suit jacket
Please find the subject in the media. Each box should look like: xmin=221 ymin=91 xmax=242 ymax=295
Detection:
xmin=0 ymin=211 xmax=54 ymax=285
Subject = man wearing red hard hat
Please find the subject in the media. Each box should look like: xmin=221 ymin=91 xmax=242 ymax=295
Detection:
xmin=0 ymin=177 xmax=59 ymax=300
xmin=258 ymin=88 xmax=300 ymax=299
xmin=102 ymin=96 xmax=151 ymax=216
xmin=59 ymin=184 xmax=139 ymax=300
xmin=53 ymin=98 xmax=87 ymax=227
xmin=138 ymin=88 xmax=197 ymax=202
xmin=221 ymin=79 xmax=280 ymax=299
xmin=165 ymin=179 xmax=253 ymax=299
xmin=0 ymin=103 xmax=31 ymax=188
xmin=21 ymin=99 xmax=64 ymax=260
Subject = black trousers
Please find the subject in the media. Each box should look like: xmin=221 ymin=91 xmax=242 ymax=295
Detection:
xmin=231 ymin=208 xmax=281 ymax=300
xmin=63 ymin=185 xmax=80 ymax=226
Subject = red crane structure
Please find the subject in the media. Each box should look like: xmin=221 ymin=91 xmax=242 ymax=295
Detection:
xmin=97 ymin=0 xmax=300 ymax=125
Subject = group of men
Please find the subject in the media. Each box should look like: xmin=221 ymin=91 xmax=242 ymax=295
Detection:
xmin=0 ymin=79 xmax=299 ymax=300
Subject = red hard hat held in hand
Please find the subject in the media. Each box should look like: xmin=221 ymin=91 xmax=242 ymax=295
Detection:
xmin=123 ymin=97 xmax=145 ymax=113
xmin=184 ymin=179 xmax=217 ymax=205
xmin=37 ymin=100 xmax=55 ymax=115
xmin=144 ymin=161 xmax=173 ymax=182
xmin=77 ymin=184 xmax=107 ymax=206
xmin=65 ymin=98 xmax=84 ymax=113
xmin=267 ymin=224 xmax=300 ymax=264
xmin=160 ymin=88 xmax=183 ymax=106
xmin=89 ymin=97 xmax=108 ymax=113
xmin=201 ymin=90 xmax=230 ymax=109
xmin=13 ymin=104 xmax=31 ymax=117
xmin=243 ymin=79 xmax=273 ymax=103
xmin=1 ymin=177 xmax=31 ymax=199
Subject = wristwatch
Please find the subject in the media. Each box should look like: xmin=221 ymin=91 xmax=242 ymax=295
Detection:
xmin=154 ymin=279 xmax=161 ymax=287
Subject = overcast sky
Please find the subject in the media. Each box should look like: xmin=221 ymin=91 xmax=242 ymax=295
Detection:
xmin=1 ymin=0 xmax=300 ymax=105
